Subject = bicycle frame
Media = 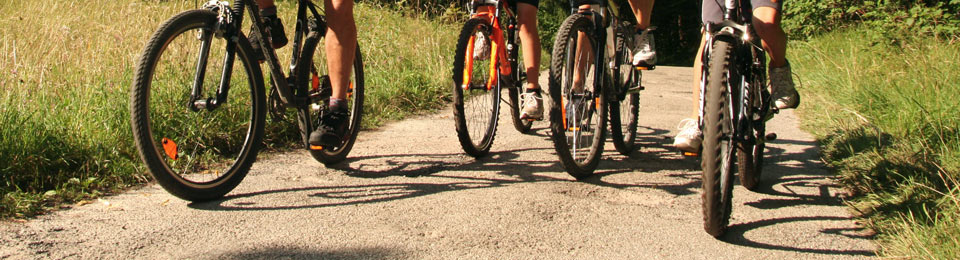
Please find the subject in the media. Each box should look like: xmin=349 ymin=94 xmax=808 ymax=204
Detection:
xmin=699 ymin=0 xmax=771 ymax=145
xmin=190 ymin=0 xmax=324 ymax=111
xmin=569 ymin=0 xmax=634 ymax=99
xmin=461 ymin=0 xmax=517 ymax=91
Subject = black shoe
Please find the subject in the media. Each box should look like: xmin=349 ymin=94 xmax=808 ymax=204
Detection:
xmin=248 ymin=15 xmax=288 ymax=61
xmin=309 ymin=110 xmax=350 ymax=147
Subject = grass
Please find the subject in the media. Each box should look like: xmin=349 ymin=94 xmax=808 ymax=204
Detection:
xmin=0 ymin=0 xmax=458 ymax=218
xmin=791 ymin=27 xmax=959 ymax=257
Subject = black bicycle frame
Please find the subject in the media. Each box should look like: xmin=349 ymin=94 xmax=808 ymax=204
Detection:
xmin=569 ymin=0 xmax=633 ymax=99
xmin=700 ymin=0 xmax=769 ymax=144
xmin=190 ymin=0 xmax=324 ymax=111
xmin=570 ymin=1 xmax=610 ymax=100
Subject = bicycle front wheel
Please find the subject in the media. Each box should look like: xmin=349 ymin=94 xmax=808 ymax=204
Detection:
xmin=296 ymin=30 xmax=365 ymax=165
xmin=452 ymin=18 xmax=501 ymax=157
xmin=548 ymin=14 xmax=607 ymax=179
xmin=701 ymin=39 xmax=736 ymax=237
xmin=130 ymin=10 xmax=266 ymax=201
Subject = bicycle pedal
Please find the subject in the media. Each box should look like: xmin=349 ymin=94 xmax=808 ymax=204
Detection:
xmin=627 ymin=85 xmax=645 ymax=93
xmin=765 ymin=133 xmax=778 ymax=141
xmin=310 ymin=145 xmax=323 ymax=150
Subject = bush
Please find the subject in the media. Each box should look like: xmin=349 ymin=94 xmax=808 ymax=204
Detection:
xmin=783 ymin=0 xmax=960 ymax=41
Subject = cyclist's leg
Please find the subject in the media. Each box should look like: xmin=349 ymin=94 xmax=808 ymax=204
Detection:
xmin=324 ymin=0 xmax=357 ymax=102
xmin=309 ymin=0 xmax=357 ymax=146
xmin=752 ymin=0 xmax=798 ymax=109
xmin=674 ymin=32 xmax=705 ymax=152
xmin=516 ymin=1 xmax=541 ymax=90
xmin=752 ymin=5 xmax=785 ymax=68
xmin=516 ymin=1 xmax=544 ymax=120
xmin=571 ymin=5 xmax=594 ymax=91
xmin=674 ymin=1 xmax=726 ymax=152
xmin=626 ymin=0 xmax=656 ymax=66
xmin=625 ymin=0 xmax=654 ymax=30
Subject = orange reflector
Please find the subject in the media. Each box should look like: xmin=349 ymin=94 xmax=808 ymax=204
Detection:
xmin=682 ymin=152 xmax=699 ymax=157
xmin=161 ymin=138 xmax=178 ymax=160
xmin=348 ymin=82 xmax=354 ymax=98
xmin=310 ymin=145 xmax=324 ymax=150
xmin=635 ymin=66 xmax=651 ymax=71
xmin=561 ymin=98 xmax=568 ymax=129
xmin=311 ymin=74 xmax=320 ymax=90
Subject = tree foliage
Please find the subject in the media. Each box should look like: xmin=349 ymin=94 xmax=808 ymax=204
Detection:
xmin=783 ymin=0 xmax=960 ymax=42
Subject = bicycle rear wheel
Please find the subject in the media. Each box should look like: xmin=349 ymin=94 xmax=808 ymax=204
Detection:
xmin=701 ymin=39 xmax=736 ymax=237
xmin=506 ymin=26 xmax=534 ymax=133
xmin=295 ymin=29 xmax=365 ymax=165
xmin=548 ymin=14 xmax=606 ymax=179
xmin=608 ymin=32 xmax=640 ymax=155
xmin=452 ymin=18 xmax=501 ymax=157
xmin=738 ymin=123 xmax=764 ymax=191
xmin=609 ymin=92 xmax=639 ymax=155
xmin=130 ymin=10 xmax=266 ymax=201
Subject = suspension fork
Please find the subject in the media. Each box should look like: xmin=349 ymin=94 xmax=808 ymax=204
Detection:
xmin=590 ymin=10 xmax=607 ymax=100
xmin=189 ymin=28 xmax=214 ymax=111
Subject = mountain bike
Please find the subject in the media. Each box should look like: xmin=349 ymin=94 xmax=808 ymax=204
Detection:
xmin=130 ymin=0 xmax=364 ymax=201
xmin=548 ymin=0 xmax=648 ymax=179
xmin=451 ymin=0 xmax=535 ymax=158
xmin=698 ymin=0 xmax=776 ymax=237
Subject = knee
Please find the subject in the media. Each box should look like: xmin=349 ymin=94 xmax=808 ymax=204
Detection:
xmin=517 ymin=4 xmax=539 ymax=26
xmin=325 ymin=0 xmax=354 ymax=18
xmin=751 ymin=7 xmax=780 ymax=33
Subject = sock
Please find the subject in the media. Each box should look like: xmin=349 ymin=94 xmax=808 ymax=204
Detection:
xmin=329 ymin=98 xmax=347 ymax=113
xmin=525 ymin=87 xmax=541 ymax=95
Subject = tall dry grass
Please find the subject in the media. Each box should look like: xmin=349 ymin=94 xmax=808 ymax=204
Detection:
xmin=0 ymin=0 xmax=458 ymax=218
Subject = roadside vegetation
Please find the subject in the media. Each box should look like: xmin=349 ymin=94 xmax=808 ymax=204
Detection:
xmin=786 ymin=1 xmax=959 ymax=257
xmin=0 ymin=0 xmax=457 ymax=218
xmin=3 ymin=0 xmax=959 ymax=257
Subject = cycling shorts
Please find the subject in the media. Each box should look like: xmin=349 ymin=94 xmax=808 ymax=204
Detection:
xmin=701 ymin=0 xmax=782 ymax=24
xmin=511 ymin=0 xmax=539 ymax=8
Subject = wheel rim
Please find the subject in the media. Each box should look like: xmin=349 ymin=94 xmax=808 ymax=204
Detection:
xmin=147 ymin=25 xmax=257 ymax=186
xmin=561 ymin=25 xmax=600 ymax=165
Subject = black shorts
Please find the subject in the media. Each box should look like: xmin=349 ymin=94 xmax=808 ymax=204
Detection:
xmin=701 ymin=0 xmax=782 ymax=24
xmin=511 ymin=0 xmax=539 ymax=8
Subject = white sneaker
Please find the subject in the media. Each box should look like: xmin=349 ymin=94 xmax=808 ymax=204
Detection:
xmin=770 ymin=61 xmax=799 ymax=109
xmin=473 ymin=31 xmax=490 ymax=61
xmin=673 ymin=118 xmax=702 ymax=153
xmin=632 ymin=28 xmax=657 ymax=67
xmin=519 ymin=90 xmax=543 ymax=121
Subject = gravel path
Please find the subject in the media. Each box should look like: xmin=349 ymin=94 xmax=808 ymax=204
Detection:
xmin=1 ymin=66 xmax=875 ymax=259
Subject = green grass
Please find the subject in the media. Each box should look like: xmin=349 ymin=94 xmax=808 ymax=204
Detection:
xmin=0 ymin=0 xmax=457 ymax=218
xmin=792 ymin=28 xmax=959 ymax=257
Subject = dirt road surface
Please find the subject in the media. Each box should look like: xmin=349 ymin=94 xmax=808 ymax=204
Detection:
xmin=1 ymin=66 xmax=875 ymax=259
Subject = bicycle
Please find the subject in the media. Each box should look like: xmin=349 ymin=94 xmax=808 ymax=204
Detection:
xmin=548 ymin=0 xmax=649 ymax=179
xmin=130 ymin=0 xmax=364 ymax=201
xmin=698 ymin=0 xmax=777 ymax=237
xmin=451 ymin=0 xmax=536 ymax=158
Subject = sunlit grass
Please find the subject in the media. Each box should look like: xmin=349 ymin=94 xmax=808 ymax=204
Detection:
xmin=793 ymin=28 xmax=959 ymax=257
xmin=0 ymin=0 xmax=457 ymax=218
